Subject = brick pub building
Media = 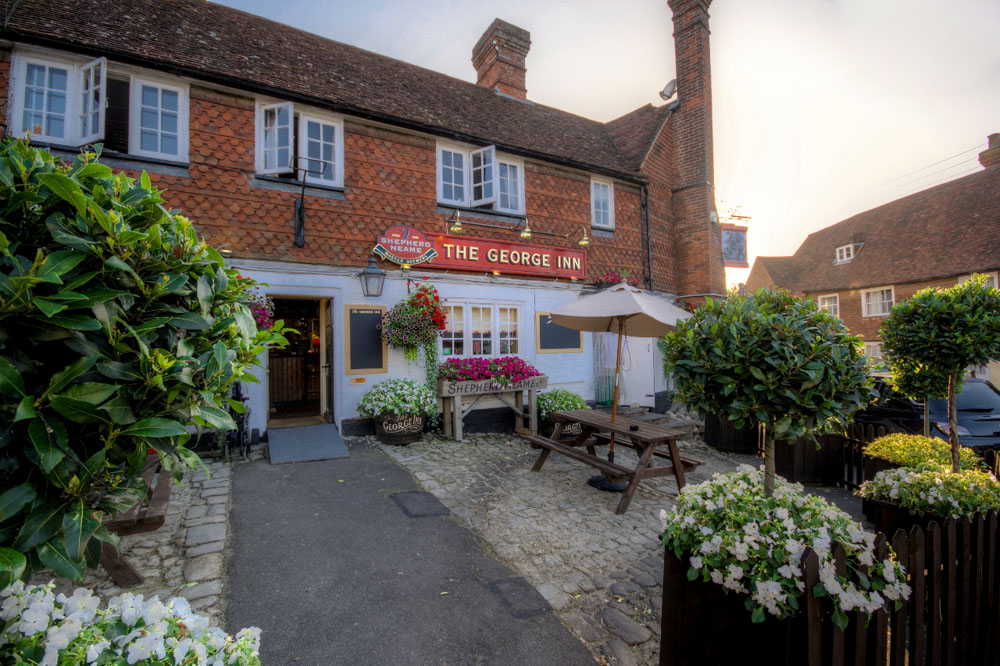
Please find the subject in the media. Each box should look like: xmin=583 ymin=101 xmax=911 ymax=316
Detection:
xmin=2 ymin=0 xmax=725 ymax=436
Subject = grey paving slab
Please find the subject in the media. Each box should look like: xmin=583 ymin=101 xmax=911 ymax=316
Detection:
xmin=225 ymin=440 xmax=595 ymax=665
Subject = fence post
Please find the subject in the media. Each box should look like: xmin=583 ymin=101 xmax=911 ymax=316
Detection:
xmin=927 ymin=521 xmax=943 ymax=665
xmin=890 ymin=530 xmax=908 ymax=666
xmin=909 ymin=526 xmax=926 ymax=666
xmin=802 ymin=547 xmax=822 ymax=666
xmin=943 ymin=517 xmax=957 ymax=666
xmin=830 ymin=543 xmax=846 ymax=666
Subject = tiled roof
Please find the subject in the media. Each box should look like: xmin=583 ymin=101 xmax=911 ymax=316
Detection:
xmin=751 ymin=167 xmax=1000 ymax=293
xmin=6 ymin=0 xmax=646 ymax=180
xmin=605 ymin=104 xmax=673 ymax=171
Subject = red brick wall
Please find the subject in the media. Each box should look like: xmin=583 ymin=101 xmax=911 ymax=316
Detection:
xmin=642 ymin=114 xmax=678 ymax=293
xmin=808 ymin=273 xmax=999 ymax=343
xmin=0 ymin=48 xmax=11 ymax=137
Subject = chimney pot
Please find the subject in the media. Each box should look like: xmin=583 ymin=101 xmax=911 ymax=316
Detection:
xmin=472 ymin=19 xmax=531 ymax=100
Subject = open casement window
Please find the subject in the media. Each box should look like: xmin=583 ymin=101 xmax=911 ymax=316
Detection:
xmin=471 ymin=145 xmax=497 ymax=206
xmin=298 ymin=113 xmax=343 ymax=186
xmin=14 ymin=55 xmax=106 ymax=146
xmin=78 ymin=57 xmax=106 ymax=144
xmin=258 ymin=102 xmax=294 ymax=174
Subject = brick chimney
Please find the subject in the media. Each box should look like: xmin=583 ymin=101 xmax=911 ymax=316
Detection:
xmin=667 ymin=0 xmax=725 ymax=299
xmin=472 ymin=19 xmax=531 ymax=99
xmin=979 ymin=133 xmax=1000 ymax=169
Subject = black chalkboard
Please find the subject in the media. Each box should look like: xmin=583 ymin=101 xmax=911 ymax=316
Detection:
xmin=536 ymin=311 xmax=583 ymax=353
xmin=346 ymin=306 xmax=386 ymax=373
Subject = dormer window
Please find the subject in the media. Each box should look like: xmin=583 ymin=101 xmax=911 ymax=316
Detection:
xmin=835 ymin=244 xmax=854 ymax=263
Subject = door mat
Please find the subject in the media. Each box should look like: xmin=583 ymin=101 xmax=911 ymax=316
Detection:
xmin=268 ymin=423 xmax=349 ymax=464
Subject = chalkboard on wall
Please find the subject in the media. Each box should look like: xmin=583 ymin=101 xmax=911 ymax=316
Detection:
xmin=535 ymin=311 xmax=584 ymax=354
xmin=345 ymin=305 xmax=387 ymax=374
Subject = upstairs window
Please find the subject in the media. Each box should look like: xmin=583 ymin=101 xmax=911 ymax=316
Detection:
xmin=254 ymin=102 xmax=344 ymax=186
xmin=835 ymin=244 xmax=854 ymax=263
xmin=591 ymin=178 xmax=614 ymax=230
xmin=818 ymin=294 xmax=839 ymax=317
xmin=862 ymin=287 xmax=894 ymax=317
xmin=436 ymin=143 xmax=525 ymax=214
xmin=10 ymin=52 xmax=188 ymax=161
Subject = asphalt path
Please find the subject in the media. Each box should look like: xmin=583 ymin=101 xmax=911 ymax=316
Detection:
xmin=225 ymin=441 xmax=595 ymax=665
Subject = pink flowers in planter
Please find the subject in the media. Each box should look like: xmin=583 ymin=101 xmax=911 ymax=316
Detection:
xmin=438 ymin=356 xmax=540 ymax=388
xmin=593 ymin=270 xmax=640 ymax=288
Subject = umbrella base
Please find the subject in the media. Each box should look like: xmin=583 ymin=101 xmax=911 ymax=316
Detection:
xmin=587 ymin=474 xmax=628 ymax=493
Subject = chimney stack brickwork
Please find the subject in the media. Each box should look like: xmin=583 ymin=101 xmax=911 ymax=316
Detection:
xmin=667 ymin=0 xmax=726 ymax=301
xmin=472 ymin=19 xmax=531 ymax=99
xmin=979 ymin=133 xmax=1000 ymax=170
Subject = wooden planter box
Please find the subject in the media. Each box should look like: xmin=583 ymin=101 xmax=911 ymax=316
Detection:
xmin=438 ymin=375 xmax=548 ymax=440
xmin=373 ymin=413 xmax=426 ymax=446
xmin=862 ymin=455 xmax=900 ymax=483
xmin=774 ymin=434 xmax=847 ymax=485
xmin=862 ymin=497 xmax=943 ymax=538
xmin=660 ymin=549 xmax=806 ymax=666
xmin=703 ymin=413 xmax=759 ymax=453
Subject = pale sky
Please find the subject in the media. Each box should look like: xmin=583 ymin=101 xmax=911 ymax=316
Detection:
xmin=218 ymin=0 xmax=1000 ymax=287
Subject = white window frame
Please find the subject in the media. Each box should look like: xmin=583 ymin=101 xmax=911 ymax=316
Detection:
xmin=591 ymin=177 xmax=615 ymax=230
xmin=817 ymin=294 xmax=839 ymax=317
xmin=78 ymin=57 xmax=107 ymax=145
xmin=10 ymin=53 xmax=107 ymax=146
xmin=438 ymin=301 xmax=522 ymax=358
xmin=864 ymin=342 xmax=884 ymax=368
xmin=470 ymin=145 xmax=497 ymax=207
xmin=436 ymin=142 xmax=525 ymax=214
xmin=297 ymin=112 xmax=344 ymax=187
xmin=255 ymin=101 xmax=294 ymax=175
xmin=835 ymin=244 xmax=854 ymax=263
xmin=129 ymin=76 xmax=189 ymax=162
xmin=862 ymin=287 xmax=894 ymax=317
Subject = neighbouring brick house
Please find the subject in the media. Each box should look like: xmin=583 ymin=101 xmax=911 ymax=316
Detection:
xmin=747 ymin=135 xmax=1000 ymax=376
xmin=2 ymin=0 xmax=725 ymax=435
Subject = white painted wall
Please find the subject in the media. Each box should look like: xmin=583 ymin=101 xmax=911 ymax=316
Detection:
xmin=230 ymin=259 xmax=607 ymax=435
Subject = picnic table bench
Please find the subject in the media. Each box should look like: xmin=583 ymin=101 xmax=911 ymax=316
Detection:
xmin=100 ymin=454 xmax=173 ymax=587
xmin=525 ymin=409 xmax=702 ymax=514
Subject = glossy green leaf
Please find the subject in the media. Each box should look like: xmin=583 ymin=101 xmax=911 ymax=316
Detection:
xmin=45 ymin=356 xmax=96 ymax=397
xmin=28 ymin=419 xmax=66 ymax=473
xmin=63 ymin=500 xmax=101 ymax=562
xmin=0 ymin=548 xmax=27 ymax=588
xmin=0 ymin=484 xmax=37 ymax=522
xmin=37 ymin=540 xmax=85 ymax=580
xmin=13 ymin=502 xmax=64 ymax=552
xmin=13 ymin=395 xmax=37 ymax=421
xmin=0 ymin=357 xmax=26 ymax=397
xmin=122 ymin=418 xmax=188 ymax=439
xmin=37 ymin=172 xmax=86 ymax=216
xmin=50 ymin=395 xmax=109 ymax=423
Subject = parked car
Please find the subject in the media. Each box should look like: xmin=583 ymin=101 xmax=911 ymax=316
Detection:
xmin=854 ymin=378 xmax=1000 ymax=450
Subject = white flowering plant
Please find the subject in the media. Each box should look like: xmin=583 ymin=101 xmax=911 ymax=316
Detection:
xmin=357 ymin=378 xmax=437 ymax=418
xmin=661 ymin=466 xmax=910 ymax=629
xmin=858 ymin=463 xmax=1000 ymax=518
xmin=0 ymin=581 xmax=261 ymax=665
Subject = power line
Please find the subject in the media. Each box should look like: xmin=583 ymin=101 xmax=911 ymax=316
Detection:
xmin=880 ymin=143 xmax=985 ymax=185
xmin=886 ymin=158 xmax=982 ymax=192
xmin=886 ymin=163 xmax=983 ymax=195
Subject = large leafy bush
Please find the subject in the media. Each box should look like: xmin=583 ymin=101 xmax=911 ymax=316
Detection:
xmin=662 ymin=289 xmax=870 ymax=493
xmin=0 ymin=140 xmax=286 ymax=582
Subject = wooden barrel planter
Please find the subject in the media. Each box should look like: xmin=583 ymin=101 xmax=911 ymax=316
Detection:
xmin=703 ymin=413 xmax=760 ymax=453
xmin=540 ymin=417 xmax=583 ymax=440
xmin=862 ymin=497 xmax=943 ymax=537
xmin=660 ymin=549 xmax=806 ymax=666
xmin=373 ymin=413 xmax=426 ymax=446
xmin=774 ymin=434 xmax=846 ymax=485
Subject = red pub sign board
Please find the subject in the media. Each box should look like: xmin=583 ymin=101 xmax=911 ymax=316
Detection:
xmin=425 ymin=233 xmax=587 ymax=279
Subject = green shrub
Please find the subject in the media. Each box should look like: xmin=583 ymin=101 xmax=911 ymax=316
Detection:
xmin=859 ymin=463 xmax=1000 ymax=518
xmin=357 ymin=379 xmax=437 ymax=418
xmin=537 ymin=389 xmax=589 ymax=421
xmin=864 ymin=433 xmax=983 ymax=470
xmin=0 ymin=139 xmax=287 ymax=583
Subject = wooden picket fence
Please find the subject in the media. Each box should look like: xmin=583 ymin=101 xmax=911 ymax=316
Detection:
xmin=662 ymin=511 xmax=1000 ymax=665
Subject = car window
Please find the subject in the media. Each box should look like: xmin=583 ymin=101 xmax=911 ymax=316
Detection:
xmin=956 ymin=382 xmax=1000 ymax=411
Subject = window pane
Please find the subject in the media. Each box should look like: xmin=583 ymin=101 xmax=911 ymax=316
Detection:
xmin=23 ymin=111 xmax=42 ymax=133
xmin=161 ymin=89 xmax=178 ymax=112
xmin=47 ymin=92 xmax=65 ymax=114
xmin=323 ymin=124 xmax=334 ymax=143
xmin=48 ymin=68 xmax=68 ymax=91
xmin=27 ymin=64 xmax=45 ymax=87
xmin=25 ymin=89 xmax=44 ymax=111
xmin=46 ymin=116 xmax=64 ymax=137
xmin=142 ymin=85 xmax=158 ymax=108
xmin=141 ymin=108 xmax=158 ymax=130
xmin=307 ymin=120 xmax=319 ymax=140
xmin=160 ymin=134 xmax=177 ymax=155
xmin=161 ymin=113 xmax=177 ymax=134
xmin=140 ymin=130 xmax=158 ymax=152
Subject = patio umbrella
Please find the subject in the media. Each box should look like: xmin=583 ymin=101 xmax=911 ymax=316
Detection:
xmin=549 ymin=284 xmax=691 ymax=490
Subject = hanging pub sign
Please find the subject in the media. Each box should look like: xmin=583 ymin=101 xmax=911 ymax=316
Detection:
xmin=425 ymin=233 xmax=587 ymax=279
xmin=721 ymin=223 xmax=749 ymax=268
xmin=374 ymin=225 xmax=438 ymax=266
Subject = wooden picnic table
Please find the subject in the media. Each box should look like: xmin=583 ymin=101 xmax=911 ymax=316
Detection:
xmin=524 ymin=409 xmax=702 ymax=515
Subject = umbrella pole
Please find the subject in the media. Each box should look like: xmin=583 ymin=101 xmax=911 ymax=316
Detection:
xmin=609 ymin=316 xmax=624 ymax=463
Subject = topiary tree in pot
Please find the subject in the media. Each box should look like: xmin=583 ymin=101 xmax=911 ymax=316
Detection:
xmin=879 ymin=275 xmax=1000 ymax=472
xmin=661 ymin=288 xmax=870 ymax=495
xmin=0 ymin=140 xmax=287 ymax=584
xmin=884 ymin=357 xmax=952 ymax=437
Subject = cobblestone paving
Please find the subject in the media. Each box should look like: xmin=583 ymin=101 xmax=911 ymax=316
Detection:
xmin=364 ymin=409 xmax=762 ymax=666
xmin=30 ymin=456 xmax=246 ymax=625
